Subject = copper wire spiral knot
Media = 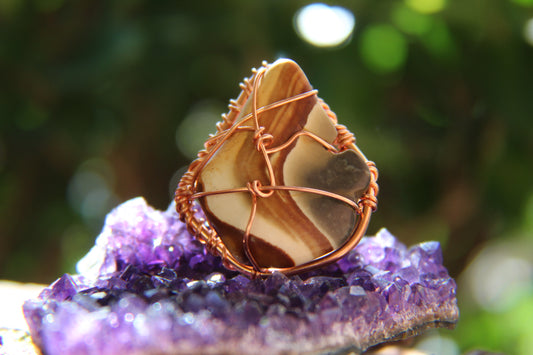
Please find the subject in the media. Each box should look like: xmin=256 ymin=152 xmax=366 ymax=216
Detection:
xmin=175 ymin=62 xmax=379 ymax=278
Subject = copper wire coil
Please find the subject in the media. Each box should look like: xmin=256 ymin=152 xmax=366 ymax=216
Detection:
xmin=175 ymin=61 xmax=379 ymax=278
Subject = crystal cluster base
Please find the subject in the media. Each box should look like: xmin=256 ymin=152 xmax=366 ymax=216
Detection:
xmin=23 ymin=198 xmax=458 ymax=355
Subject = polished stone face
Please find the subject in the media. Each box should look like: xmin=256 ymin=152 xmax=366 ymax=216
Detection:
xmin=197 ymin=59 xmax=371 ymax=269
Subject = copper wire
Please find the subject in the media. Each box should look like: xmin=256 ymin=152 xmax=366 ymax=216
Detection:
xmin=175 ymin=61 xmax=379 ymax=278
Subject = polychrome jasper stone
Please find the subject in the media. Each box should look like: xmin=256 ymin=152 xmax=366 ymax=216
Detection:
xmin=196 ymin=59 xmax=371 ymax=270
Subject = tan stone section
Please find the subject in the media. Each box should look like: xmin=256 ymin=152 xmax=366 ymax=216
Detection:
xmin=197 ymin=59 xmax=370 ymax=268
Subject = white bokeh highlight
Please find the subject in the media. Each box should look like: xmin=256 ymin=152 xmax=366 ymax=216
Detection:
xmin=294 ymin=3 xmax=355 ymax=47
xmin=524 ymin=17 xmax=533 ymax=46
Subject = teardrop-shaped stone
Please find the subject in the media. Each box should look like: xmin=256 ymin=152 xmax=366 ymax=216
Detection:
xmin=197 ymin=59 xmax=370 ymax=269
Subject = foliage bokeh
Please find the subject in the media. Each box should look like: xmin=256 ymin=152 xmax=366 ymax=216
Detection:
xmin=1 ymin=0 xmax=533 ymax=353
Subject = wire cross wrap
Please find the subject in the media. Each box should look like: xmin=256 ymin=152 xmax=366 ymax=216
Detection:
xmin=175 ymin=60 xmax=379 ymax=278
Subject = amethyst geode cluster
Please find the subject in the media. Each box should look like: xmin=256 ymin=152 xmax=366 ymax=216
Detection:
xmin=23 ymin=198 xmax=458 ymax=355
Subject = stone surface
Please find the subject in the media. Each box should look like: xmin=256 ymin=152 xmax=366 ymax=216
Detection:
xmin=23 ymin=197 xmax=458 ymax=355
xmin=0 ymin=280 xmax=44 ymax=355
xmin=0 ymin=280 xmax=44 ymax=332
xmin=197 ymin=59 xmax=371 ymax=269
xmin=0 ymin=328 xmax=41 ymax=355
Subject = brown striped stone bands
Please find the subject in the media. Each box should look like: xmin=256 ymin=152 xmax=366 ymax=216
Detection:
xmin=197 ymin=59 xmax=370 ymax=269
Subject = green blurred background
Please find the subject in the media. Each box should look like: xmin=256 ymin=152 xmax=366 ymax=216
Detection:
xmin=1 ymin=0 xmax=532 ymax=353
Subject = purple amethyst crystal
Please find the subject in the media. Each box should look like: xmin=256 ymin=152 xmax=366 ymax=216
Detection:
xmin=23 ymin=197 xmax=458 ymax=355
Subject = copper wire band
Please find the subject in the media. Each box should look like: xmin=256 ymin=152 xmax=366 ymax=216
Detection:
xmin=175 ymin=62 xmax=379 ymax=278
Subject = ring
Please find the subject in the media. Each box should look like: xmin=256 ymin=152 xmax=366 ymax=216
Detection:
xmin=175 ymin=59 xmax=378 ymax=278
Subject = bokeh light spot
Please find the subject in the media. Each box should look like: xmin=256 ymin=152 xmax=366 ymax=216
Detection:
xmin=175 ymin=101 xmax=224 ymax=159
xmin=405 ymin=0 xmax=447 ymax=14
xmin=416 ymin=334 xmax=460 ymax=355
xmin=294 ymin=3 xmax=355 ymax=48
xmin=359 ymin=25 xmax=408 ymax=74
xmin=420 ymin=19 xmax=456 ymax=59
xmin=393 ymin=5 xmax=434 ymax=35
xmin=465 ymin=242 xmax=533 ymax=313
xmin=524 ymin=18 xmax=533 ymax=46
xmin=0 ymin=0 xmax=21 ymax=17
xmin=511 ymin=0 xmax=533 ymax=6
xmin=67 ymin=158 xmax=117 ymax=226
